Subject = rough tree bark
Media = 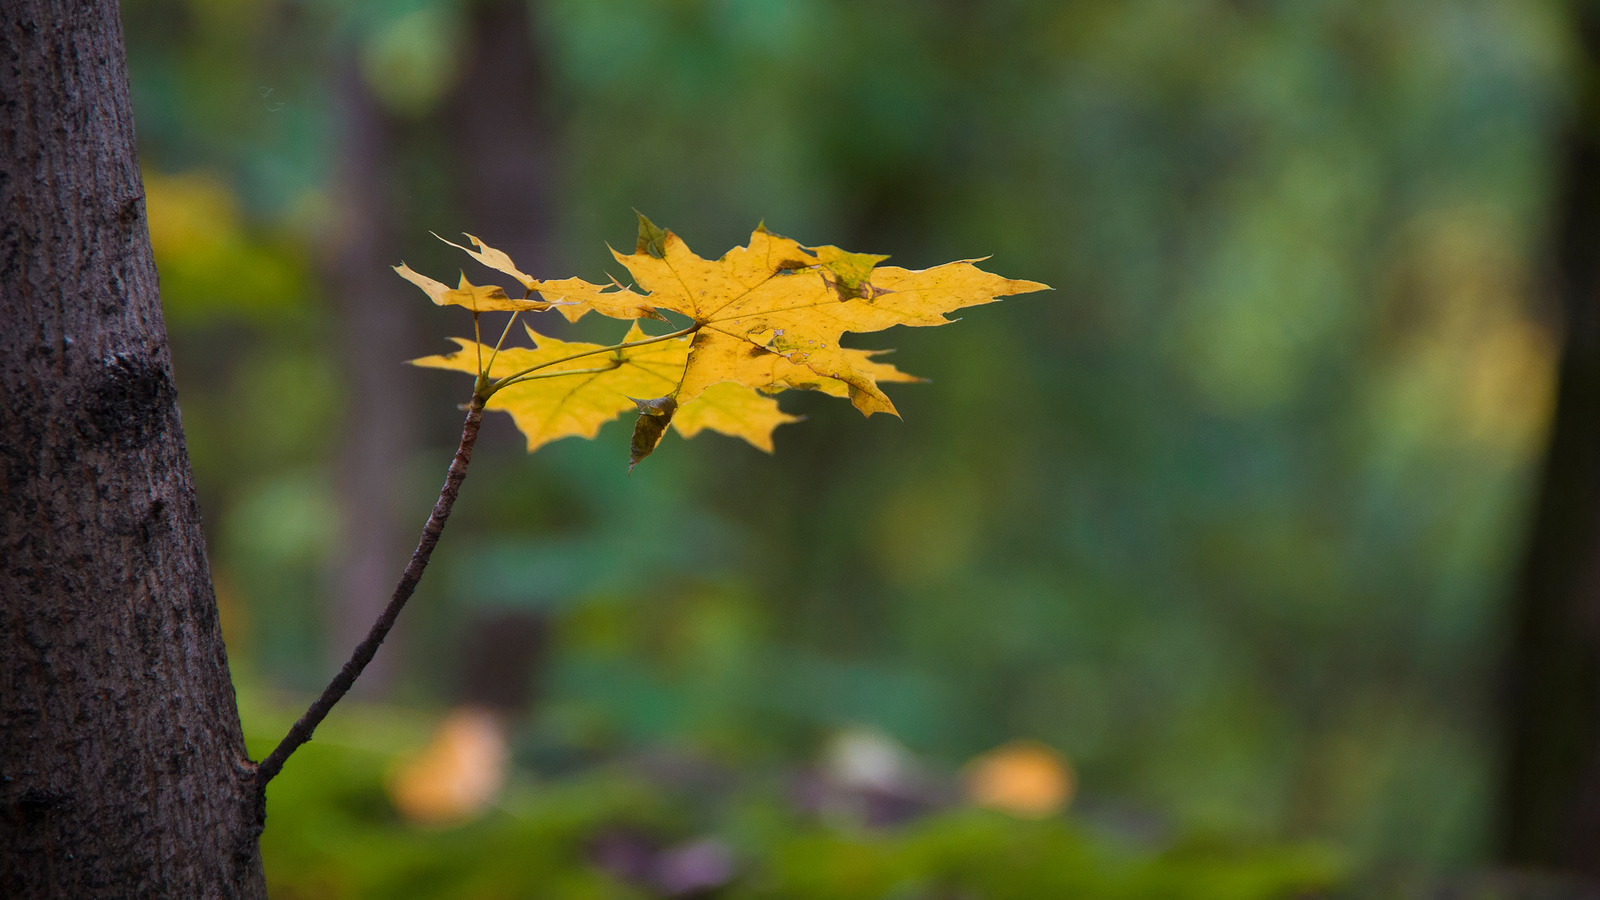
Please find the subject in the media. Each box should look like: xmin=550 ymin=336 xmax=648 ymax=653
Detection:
xmin=0 ymin=1 xmax=268 ymax=896
xmin=1499 ymin=4 xmax=1600 ymax=875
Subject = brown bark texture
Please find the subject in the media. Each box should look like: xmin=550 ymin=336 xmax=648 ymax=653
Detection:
xmin=0 ymin=1 xmax=268 ymax=897
xmin=1499 ymin=6 xmax=1600 ymax=874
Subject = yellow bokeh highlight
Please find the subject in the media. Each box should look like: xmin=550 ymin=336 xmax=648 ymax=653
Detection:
xmin=140 ymin=168 xmax=306 ymax=322
xmin=964 ymin=740 xmax=1075 ymax=818
xmin=1367 ymin=206 xmax=1557 ymax=462
xmin=386 ymin=707 xmax=509 ymax=827
xmin=144 ymin=170 xmax=240 ymax=261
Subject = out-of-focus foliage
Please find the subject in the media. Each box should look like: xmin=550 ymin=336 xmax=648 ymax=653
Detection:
xmin=244 ymin=696 xmax=1339 ymax=900
xmin=124 ymin=0 xmax=1571 ymax=882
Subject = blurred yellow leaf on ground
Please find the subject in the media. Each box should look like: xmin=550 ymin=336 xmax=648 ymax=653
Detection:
xmin=386 ymin=706 xmax=509 ymax=826
xmin=964 ymin=740 xmax=1074 ymax=818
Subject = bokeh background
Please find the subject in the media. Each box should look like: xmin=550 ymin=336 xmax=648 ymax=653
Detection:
xmin=121 ymin=0 xmax=1586 ymax=895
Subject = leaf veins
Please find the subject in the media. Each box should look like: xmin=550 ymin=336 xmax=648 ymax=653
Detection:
xmin=407 ymin=215 xmax=1048 ymax=466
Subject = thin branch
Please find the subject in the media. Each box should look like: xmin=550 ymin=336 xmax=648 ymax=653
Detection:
xmin=256 ymin=322 xmax=688 ymax=786
xmin=487 ymin=324 xmax=697 ymax=394
xmin=255 ymin=394 xmax=488 ymax=787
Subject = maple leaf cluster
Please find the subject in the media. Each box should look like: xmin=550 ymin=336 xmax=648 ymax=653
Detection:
xmin=404 ymin=215 xmax=1048 ymax=469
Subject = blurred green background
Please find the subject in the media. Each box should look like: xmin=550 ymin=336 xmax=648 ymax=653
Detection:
xmin=122 ymin=0 xmax=1575 ymax=895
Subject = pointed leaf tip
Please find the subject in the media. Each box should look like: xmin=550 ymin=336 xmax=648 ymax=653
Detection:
xmin=418 ymin=215 xmax=1048 ymax=461
xmin=635 ymin=210 xmax=669 ymax=259
xmin=812 ymin=245 xmax=891 ymax=299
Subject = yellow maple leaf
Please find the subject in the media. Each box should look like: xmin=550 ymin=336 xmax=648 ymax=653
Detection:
xmin=412 ymin=324 xmax=797 ymax=454
xmin=674 ymin=382 xmax=802 ymax=452
xmin=393 ymin=263 xmax=549 ymax=313
xmin=435 ymin=232 xmax=662 ymax=322
xmin=609 ymin=216 xmax=1049 ymax=414
xmin=673 ymin=330 xmax=925 ymax=408
xmin=401 ymin=215 xmax=1047 ymax=467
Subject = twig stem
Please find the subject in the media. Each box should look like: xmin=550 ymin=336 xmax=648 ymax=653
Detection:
xmin=255 ymin=394 xmax=487 ymax=786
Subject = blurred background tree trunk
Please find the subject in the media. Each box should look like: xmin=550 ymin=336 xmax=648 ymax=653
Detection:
xmin=439 ymin=0 xmax=562 ymax=696
xmin=325 ymin=57 xmax=414 ymax=695
xmin=325 ymin=0 xmax=558 ymax=696
xmin=0 ymin=0 xmax=266 ymax=895
xmin=1499 ymin=3 xmax=1600 ymax=875
xmin=445 ymin=0 xmax=558 ymax=273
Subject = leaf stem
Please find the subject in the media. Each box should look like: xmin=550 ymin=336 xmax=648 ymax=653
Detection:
xmin=494 ymin=362 xmax=622 ymax=390
xmin=473 ymin=312 xmax=483 ymax=383
xmin=485 ymin=311 xmax=520 ymax=376
xmin=255 ymin=394 xmax=487 ymax=787
xmin=484 ymin=324 xmax=697 ymax=396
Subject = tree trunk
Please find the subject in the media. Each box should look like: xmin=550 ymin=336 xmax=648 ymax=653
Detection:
xmin=1498 ymin=6 xmax=1600 ymax=875
xmin=0 ymin=1 xmax=268 ymax=896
